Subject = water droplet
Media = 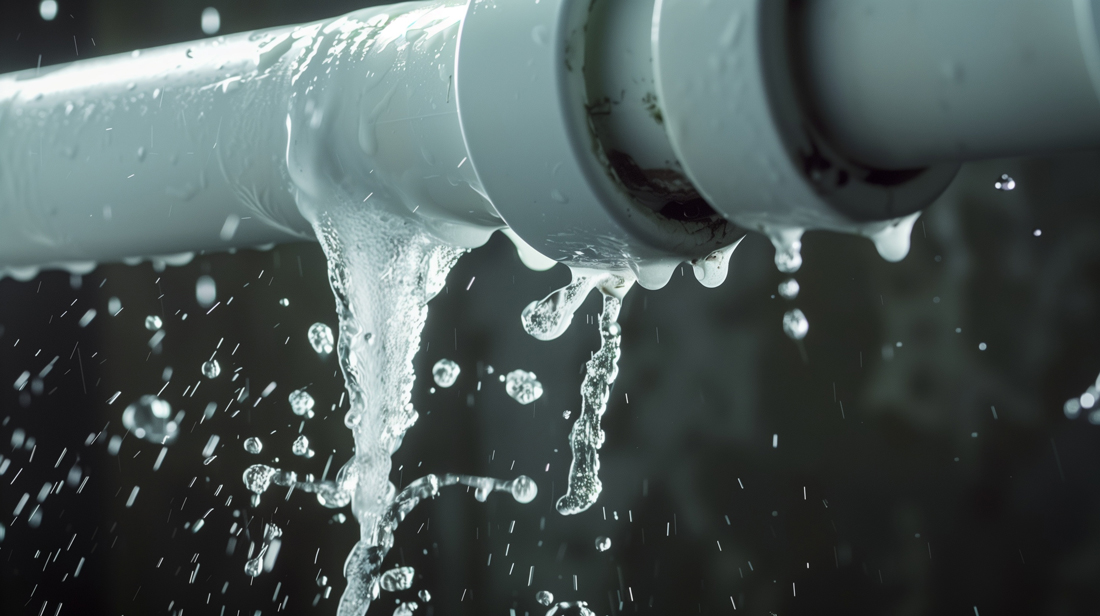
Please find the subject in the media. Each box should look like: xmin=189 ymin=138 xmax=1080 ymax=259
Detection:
xmin=536 ymin=591 xmax=555 ymax=606
xmin=288 ymin=388 xmax=315 ymax=418
xmin=546 ymin=601 xmax=596 ymax=616
xmin=393 ymin=601 xmax=419 ymax=616
xmin=201 ymin=359 xmax=221 ymax=379
xmin=509 ymin=475 xmax=538 ymax=504
xmin=1065 ymin=398 xmax=1082 ymax=419
xmin=201 ymin=7 xmax=221 ymax=35
xmin=379 ymin=566 xmax=415 ymax=592
xmin=978 ymin=342 xmax=987 ymax=351
xmin=292 ymin=434 xmax=313 ymax=457
xmin=244 ymin=437 xmax=263 ymax=454
xmin=244 ymin=555 xmax=263 ymax=577
xmin=505 ymin=370 xmax=544 ymax=404
xmin=777 ymin=278 xmax=800 ymax=299
xmin=994 ymin=174 xmax=1016 ymax=191
xmin=595 ymin=536 xmax=612 ymax=551
xmin=782 ymin=309 xmax=809 ymax=340
xmin=144 ymin=315 xmax=162 ymax=331
xmin=432 ymin=358 xmax=460 ymax=388
xmin=195 ymin=275 xmax=216 ymax=308
xmin=418 ymin=590 xmax=431 ymax=602
xmin=39 ymin=0 xmax=57 ymax=21
xmin=278 ymin=298 xmax=290 ymax=307
xmin=121 ymin=396 xmax=179 ymax=444
xmin=562 ymin=410 xmax=571 ymax=419
xmin=308 ymin=323 xmax=334 ymax=354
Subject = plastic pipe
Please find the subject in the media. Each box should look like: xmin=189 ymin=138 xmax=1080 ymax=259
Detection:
xmin=791 ymin=0 xmax=1100 ymax=170
xmin=0 ymin=0 xmax=500 ymax=278
xmin=5 ymin=0 xmax=1100 ymax=280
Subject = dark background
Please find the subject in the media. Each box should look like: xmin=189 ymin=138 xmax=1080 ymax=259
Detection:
xmin=4 ymin=1 xmax=1100 ymax=615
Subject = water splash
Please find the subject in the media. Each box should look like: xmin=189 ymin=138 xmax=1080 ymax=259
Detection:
xmin=556 ymin=287 xmax=630 ymax=516
xmin=379 ymin=566 xmax=415 ymax=592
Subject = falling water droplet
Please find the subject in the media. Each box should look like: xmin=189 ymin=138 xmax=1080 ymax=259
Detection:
xmin=307 ymin=323 xmax=334 ymax=354
xmin=121 ymin=396 xmax=179 ymax=444
xmin=536 ymin=591 xmax=555 ymax=606
xmin=505 ymin=370 xmax=544 ymax=404
xmin=201 ymin=359 xmax=221 ymax=379
xmin=782 ymin=309 xmax=809 ymax=340
xmin=292 ymin=435 xmax=313 ymax=457
xmin=200 ymin=7 xmax=221 ymax=35
xmin=777 ymin=278 xmax=800 ymax=299
xmin=195 ymin=276 xmax=217 ymax=308
xmin=288 ymin=388 xmax=315 ymax=418
xmin=144 ymin=315 xmax=163 ymax=330
xmin=432 ymin=359 xmax=460 ymax=388
xmin=379 ymin=566 xmax=415 ymax=592
xmin=994 ymin=174 xmax=1016 ymax=191
xmin=595 ymin=536 xmax=612 ymax=552
xmin=244 ymin=437 xmax=263 ymax=454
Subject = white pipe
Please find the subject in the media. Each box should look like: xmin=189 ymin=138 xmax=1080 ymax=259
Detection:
xmin=792 ymin=0 xmax=1100 ymax=170
xmin=0 ymin=0 xmax=499 ymax=278
xmin=5 ymin=0 xmax=1100 ymax=279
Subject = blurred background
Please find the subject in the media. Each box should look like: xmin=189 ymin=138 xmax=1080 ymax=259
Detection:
xmin=4 ymin=1 xmax=1100 ymax=615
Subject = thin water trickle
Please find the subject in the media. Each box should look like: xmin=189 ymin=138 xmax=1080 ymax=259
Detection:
xmin=556 ymin=288 xmax=630 ymax=516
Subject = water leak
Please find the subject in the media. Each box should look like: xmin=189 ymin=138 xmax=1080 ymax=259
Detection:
xmin=555 ymin=285 xmax=630 ymax=516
